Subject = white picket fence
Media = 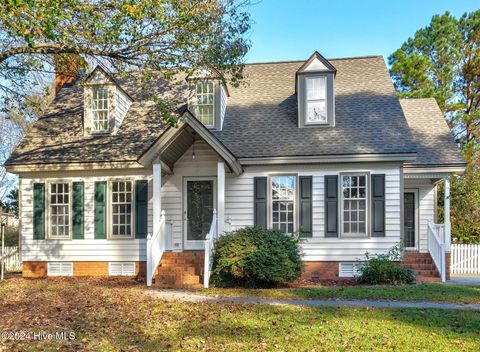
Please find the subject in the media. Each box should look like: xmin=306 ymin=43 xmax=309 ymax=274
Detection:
xmin=451 ymin=244 xmax=480 ymax=275
xmin=1 ymin=246 xmax=22 ymax=272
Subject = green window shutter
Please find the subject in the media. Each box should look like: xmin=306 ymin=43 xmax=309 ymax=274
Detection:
xmin=254 ymin=177 xmax=267 ymax=229
xmin=324 ymin=175 xmax=338 ymax=237
xmin=135 ymin=180 xmax=148 ymax=239
xmin=94 ymin=181 xmax=107 ymax=239
xmin=371 ymin=174 xmax=385 ymax=237
xmin=299 ymin=176 xmax=312 ymax=238
xmin=72 ymin=182 xmax=84 ymax=239
xmin=33 ymin=183 xmax=45 ymax=240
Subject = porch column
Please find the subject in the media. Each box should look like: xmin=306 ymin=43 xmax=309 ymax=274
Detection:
xmin=444 ymin=177 xmax=451 ymax=252
xmin=217 ymin=159 xmax=225 ymax=234
xmin=153 ymin=162 xmax=162 ymax=236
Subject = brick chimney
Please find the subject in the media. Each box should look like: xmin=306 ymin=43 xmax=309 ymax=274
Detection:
xmin=54 ymin=54 xmax=85 ymax=94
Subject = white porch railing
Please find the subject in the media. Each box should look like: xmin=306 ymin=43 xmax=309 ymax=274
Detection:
xmin=146 ymin=210 xmax=167 ymax=287
xmin=203 ymin=210 xmax=218 ymax=288
xmin=428 ymin=221 xmax=446 ymax=282
xmin=451 ymin=244 xmax=480 ymax=275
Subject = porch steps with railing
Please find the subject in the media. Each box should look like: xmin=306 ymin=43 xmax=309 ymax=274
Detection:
xmin=153 ymin=252 xmax=204 ymax=289
xmin=401 ymin=252 xmax=441 ymax=283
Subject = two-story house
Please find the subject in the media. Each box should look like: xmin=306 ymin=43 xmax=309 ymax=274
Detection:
xmin=5 ymin=52 xmax=465 ymax=287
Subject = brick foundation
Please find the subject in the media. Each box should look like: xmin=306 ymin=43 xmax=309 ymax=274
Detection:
xmin=23 ymin=262 xmax=48 ymax=278
xmin=22 ymin=261 xmax=146 ymax=278
xmin=301 ymin=252 xmax=445 ymax=283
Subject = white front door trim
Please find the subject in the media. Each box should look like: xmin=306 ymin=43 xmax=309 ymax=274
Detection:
xmin=183 ymin=176 xmax=217 ymax=250
xmin=404 ymin=188 xmax=419 ymax=251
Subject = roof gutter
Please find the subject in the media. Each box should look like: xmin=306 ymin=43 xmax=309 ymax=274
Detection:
xmin=5 ymin=161 xmax=144 ymax=174
xmin=404 ymin=164 xmax=467 ymax=175
xmin=239 ymin=153 xmax=417 ymax=165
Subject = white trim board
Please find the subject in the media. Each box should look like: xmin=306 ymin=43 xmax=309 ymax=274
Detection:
xmin=239 ymin=153 xmax=417 ymax=165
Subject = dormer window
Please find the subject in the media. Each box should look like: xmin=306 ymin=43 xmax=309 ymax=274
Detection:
xmin=187 ymin=67 xmax=229 ymax=130
xmin=195 ymin=82 xmax=215 ymax=127
xmin=83 ymin=66 xmax=133 ymax=136
xmin=306 ymin=76 xmax=327 ymax=123
xmin=297 ymin=52 xmax=337 ymax=128
xmin=92 ymin=87 xmax=109 ymax=132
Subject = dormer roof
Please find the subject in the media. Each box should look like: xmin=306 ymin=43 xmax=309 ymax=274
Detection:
xmin=83 ymin=65 xmax=135 ymax=101
xmin=295 ymin=52 xmax=337 ymax=94
xmin=296 ymin=51 xmax=337 ymax=74
xmin=185 ymin=66 xmax=230 ymax=97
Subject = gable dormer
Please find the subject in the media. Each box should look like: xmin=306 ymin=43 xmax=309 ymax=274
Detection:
xmin=83 ymin=66 xmax=133 ymax=135
xmin=296 ymin=52 xmax=336 ymax=128
xmin=187 ymin=68 xmax=229 ymax=131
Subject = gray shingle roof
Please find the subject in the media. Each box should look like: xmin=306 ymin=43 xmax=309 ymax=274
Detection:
xmin=212 ymin=56 xmax=417 ymax=158
xmin=8 ymin=55 xmax=460 ymax=168
xmin=399 ymin=98 xmax=465 ymax=167
xmin=5 ymin=73 xmax=186 ymax=166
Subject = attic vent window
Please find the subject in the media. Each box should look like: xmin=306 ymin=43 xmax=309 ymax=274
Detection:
xmin=306 ymin=76 xmax=327 ymax=123
xmin=194 ymin=82 xmax=215 ymax=127
xmin=92 ymin=87 xmax=109 ymax=132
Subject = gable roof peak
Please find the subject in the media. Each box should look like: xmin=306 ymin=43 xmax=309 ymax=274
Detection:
xmin=297 ymin=51 xmax=337 ymax=74
xmin=83 ymin=65 xmax=134 ymax=101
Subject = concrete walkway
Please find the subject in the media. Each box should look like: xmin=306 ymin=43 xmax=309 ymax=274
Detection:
xmin=146 ymin=290 xmax=480 ymax=311
xmin=448 ymin=275 xmax=480 ymax=286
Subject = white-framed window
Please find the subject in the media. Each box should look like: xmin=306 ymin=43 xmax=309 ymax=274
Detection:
xmin=49 ymin=183 xmax=71 ymax=239
xmin=110 ymin=180 xmax=133 ymax=238
xmin=341 ymin=174 xmax=368 ymax=236
xmin=194 ymin=82 xmax=215 ymax=127
xmin=92 ymin=87 xmax=109 ymax=132
xmin=305 ymin=76 xmax=327 ymax=124
xmin=271 ymin=175 xmax=296 ymax=233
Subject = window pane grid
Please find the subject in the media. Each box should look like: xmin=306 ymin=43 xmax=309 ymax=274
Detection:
xmin=111 ymin=181 xmax=133 ymax=237
xmin=195 ymin=82 xmax=214 ymax=126
xmin=271 ymin=176 xmax=295 ymax=234
xmin=342 ymin=175 xmax=367 ymax=235
xmin=306 ymin=76 xmax=327 ymax=123
xmin=92 ymin=88 xmax=109 ymax=131
xmin=50 ymin=183 xmax=69 ymax=238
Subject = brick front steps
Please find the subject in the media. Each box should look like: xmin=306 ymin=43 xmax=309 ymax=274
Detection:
xmin=153 ymin=251 xmax=204 ymax=289
xmin=401 ymin=252 xmax=442 ymax=283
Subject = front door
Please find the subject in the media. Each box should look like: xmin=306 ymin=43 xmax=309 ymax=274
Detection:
xmin=183 ymin=177 xmax=216 ymax=250
xmin=403 ymin=190 xmax=418 ymax=250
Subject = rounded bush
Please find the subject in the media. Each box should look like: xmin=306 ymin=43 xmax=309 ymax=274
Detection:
xmin=358 ymin=257 xmax=416 ymax=285
xmin=210 ymin=227 xmax=303 ymax=287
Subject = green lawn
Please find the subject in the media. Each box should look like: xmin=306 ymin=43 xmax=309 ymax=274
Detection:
xmin=200 ymin=283 xmax=480 ymax=304
xmin=0 ymin=278 xmax=479 ymax=351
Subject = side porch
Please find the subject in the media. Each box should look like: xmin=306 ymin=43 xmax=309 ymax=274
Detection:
xmin=402 ymin=170 xmax=453 ymax=282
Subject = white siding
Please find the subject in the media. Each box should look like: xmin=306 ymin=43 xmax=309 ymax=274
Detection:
xmin=20 ymin=141 xmax=405 ymax=263
xmin=404 ymin=179 xmax=435 ymax=253
xmin=161 ymin=141 xmax=219 ymax=250
xmin=20 ymin=171 xmax=152 ymax=262
xmin=225 ymin=163 xmax=403 ymax=261
xmin=219 ymin=85 xmax=227 ymax=130
xmin=114 ymin=88 xmax=132 ymax=129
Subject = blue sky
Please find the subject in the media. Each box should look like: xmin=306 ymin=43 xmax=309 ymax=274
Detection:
xmin=245 ymin=0 xmax=479 ymax=63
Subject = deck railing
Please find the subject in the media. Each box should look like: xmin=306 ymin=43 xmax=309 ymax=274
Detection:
xmin=428 ymin=221 xmax=446 ymax=282
xmin=203 ymin=210 xmax=218 ymax=288
xmin=146 ymin=210 xmax=167 ymax=286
